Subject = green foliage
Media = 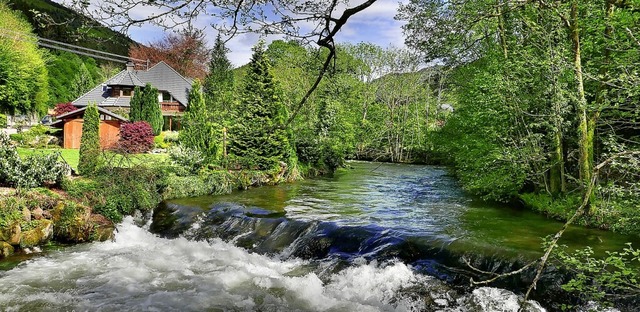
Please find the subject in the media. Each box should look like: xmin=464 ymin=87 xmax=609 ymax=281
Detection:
xmin=129 ymin=86 xmax=143 ymax=122
xmin=204 ymin=34 xmax=235 ymax=119
xmin=230 ymin=40 xmax=294 ymax=171
xmin=9 ymin=0 xmax=134 ymax=56
xmin=12 ymin=124 xmax=53 ymax=148
xmin=520 ymin=193 xmax=582 ymax=221
xmin=78 ymin=104 xmax=100 ymax=175
xmin=553 ymin=243 xmax=640 ymax=306
xmin=131 ymin=84 xmax=163 ymax=135
xmin=62 ymin=166 xmax=161 ymax=223
xmin=47 ymin=51 xmax=101 ymax=106
xmin=0 ymin=113 xmax=6 ymax=128
xmin=180 ymin=80 xmax=221 ymax=163
xmin=142 ymin=84 xmax=163 ymax=135
xmin=168 ymin=145 xmax=205 ymax=174
xmin=0 ymin=1 xmax=49 ymax=115
xmin=0 ymin=133 xmax=70 ymax=189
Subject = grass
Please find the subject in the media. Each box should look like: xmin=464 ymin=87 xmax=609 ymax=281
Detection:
xmin=17 ymin=148 xmax=168 ymax=172
xmin=17 ymin=148 xmax=80 ymax=171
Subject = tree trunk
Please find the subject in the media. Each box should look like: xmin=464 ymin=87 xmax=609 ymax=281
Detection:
xmin=569 ymin=0 xmax=595 ymax=207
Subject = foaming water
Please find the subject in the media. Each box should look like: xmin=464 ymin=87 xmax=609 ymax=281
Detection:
xmin=0 ymin=217 xmax=444 ymax=311
xmin=0 ymin=217 xmax=553 ymax=311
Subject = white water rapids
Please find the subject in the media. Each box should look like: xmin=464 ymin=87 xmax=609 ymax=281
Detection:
xmin=0 ymin=217 xmax=546 ymax=311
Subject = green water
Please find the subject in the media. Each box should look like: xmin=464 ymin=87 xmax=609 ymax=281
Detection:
xmin=169 ymin=161 xmax=639 ymax=260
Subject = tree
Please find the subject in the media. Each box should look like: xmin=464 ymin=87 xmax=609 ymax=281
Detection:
xmin=140 ymin=84 xmax=163 ymax=135
xmin=70 ymin=63 xmax=95 ymax=99
xmin=129 ymin=84 xmax=162 ymax=135
xmin=78 ymin=103 xmax=100 ymax=175
xmin=69 ymin=0 xmax=379 ymax=125
xmin=180 ymin=80 xmax=220 ymax=163
xmin=0 ymin=1 xmax=49 ymax=115
xmin=203 ymin=34 xmax=234 ymax=118
xmin=129 ymin=86 xmax=143 ymax=122
xmin=230 ymin=40 xmax=294 ymax=171
xmin=129 ymin=29 xmax=209 ymax=80
xmin=53 ymin=103 xmax=77 ymax=117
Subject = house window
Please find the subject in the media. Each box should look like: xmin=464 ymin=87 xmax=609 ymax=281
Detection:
xmin=122 ymin=88 xmax=133 ymax=97
xmin=162 ymin=92 xmax=173 ymax=102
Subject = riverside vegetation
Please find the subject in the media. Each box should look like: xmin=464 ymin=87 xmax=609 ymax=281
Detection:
xmin=1 ymin=0 xmax=640 ymax=308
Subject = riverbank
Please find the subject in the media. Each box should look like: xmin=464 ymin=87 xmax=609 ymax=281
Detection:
xmin=0 ymin=187 xmax=115 ymax=259
xmin=0 ymin=158 xmax=304 ymax=260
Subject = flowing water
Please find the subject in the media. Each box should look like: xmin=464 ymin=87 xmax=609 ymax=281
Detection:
xmin=1 ymin=162 xmax=638 ymax=311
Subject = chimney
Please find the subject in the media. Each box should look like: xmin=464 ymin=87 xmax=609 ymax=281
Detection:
xmin=126 ymin=61 xmax=135 ymax=72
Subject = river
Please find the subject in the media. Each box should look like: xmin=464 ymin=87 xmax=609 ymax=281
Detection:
xmin=1 ymin=162 xmax=638 ymax=311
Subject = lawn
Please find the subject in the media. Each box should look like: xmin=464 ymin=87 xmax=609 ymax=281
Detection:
xmin=18 ymin=148 xmax=80 ymax=171
xmin=17 ymin=148 xmax=168 ymax=172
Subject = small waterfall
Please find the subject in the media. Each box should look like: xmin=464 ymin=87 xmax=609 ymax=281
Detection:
xmin=0 ymin=217 xmax=548 ymax=311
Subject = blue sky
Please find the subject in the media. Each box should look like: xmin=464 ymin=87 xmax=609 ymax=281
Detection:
xmin=56 ymin=0 xmax=408 ymax=67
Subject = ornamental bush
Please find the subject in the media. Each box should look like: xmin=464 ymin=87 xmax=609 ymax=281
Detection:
xmin=0 ymin=113 xmax=6 ymax=128
xmin=118 ymin=121 xmax=154 ymax=153
xmin=53 ymin=103 xmax=77 ymax=117
xmin=0 ymin=133 xmax=70 ymax=188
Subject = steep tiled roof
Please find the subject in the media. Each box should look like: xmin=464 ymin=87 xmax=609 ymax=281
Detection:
xmin=136 ymin=61 xmax=192 ymax=105
xmin=72 ymin=61 xmax=192 ymax=108
xmin=50 ymin=106 xmax=128 ymax=127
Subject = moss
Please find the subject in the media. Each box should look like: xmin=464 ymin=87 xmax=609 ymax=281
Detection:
xmin=0 ymin=242 xmax=14 ymax=258
xmin=19 ymin=219 xmax=53 ymax=248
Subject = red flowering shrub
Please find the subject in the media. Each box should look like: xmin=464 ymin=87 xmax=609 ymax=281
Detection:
xmin=118 ymin=121 xmax=154 ymax=153
xmin=54 ymin=103 xmax=77 ymax=117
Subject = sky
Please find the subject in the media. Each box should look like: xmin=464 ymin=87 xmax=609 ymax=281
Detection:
xmin=56 ymin=0 xmax=408 ymax=67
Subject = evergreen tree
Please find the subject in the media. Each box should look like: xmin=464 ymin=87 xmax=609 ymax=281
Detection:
xmin=180 ymin=80 xmax=220 ymax=162
xmin=129 ymin=86 xmax=143 ymax=121
xmin=230 ymin=40 xmax=294 ymax=170
xmin=70 ymin=63 xmax=94 ymax=99
xmin=204 ymin=34 xmax=235 ymax=120
xmin=78 ymin=103 xmax=100 ymax=175
xmin=140 ymin=84 xmax=163 ymax=135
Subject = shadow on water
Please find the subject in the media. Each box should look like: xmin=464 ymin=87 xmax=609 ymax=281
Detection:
xmin=155 ymin=161 xmax=640 ymax=310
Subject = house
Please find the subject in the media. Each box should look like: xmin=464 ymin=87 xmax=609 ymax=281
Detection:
xmin=51 ymin=106 xmax=127 ymax=149
xmin=72 ymin=61 xmax=193 ymax=131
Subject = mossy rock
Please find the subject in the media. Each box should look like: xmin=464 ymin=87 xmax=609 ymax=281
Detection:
xmin=52 ymin=202 xmax=91 ymax=243
xmin=0 ymin=241 xmax=14 ymax=258
xmin=0 ymin=223 xmax=21 ymax=245
xmin=89 ymin=214 xmax=115 ymax=241
xmin=52 ymin=202 xmax=114 ymax=243
xmin=19 ymin=219 xmax=53 ymax=248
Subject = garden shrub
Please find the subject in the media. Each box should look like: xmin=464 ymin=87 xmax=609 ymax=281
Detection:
xmin=0 ymin=133 xmax=70 ymax=189
xmin=53 ymin=102 xmax=77 ymax=117
xmin=10 ymin=124 xmax=51 ymax=147
xmin=63 ymin=166 xmax=162 ymax=223
xmin=163 ymin=131 xmax=180 ymax=143
xmin=154 ymin=132 xmax=169 ymax=149
xmin=78 ymin=104 xmax=101 ymax=175
xmin=169 ymin=145 xmax=204 ymax=174
xmin=118 ymin=121 xmax=155 ymax=153
xmin=0 ymin=113 xmax=6 ymax=128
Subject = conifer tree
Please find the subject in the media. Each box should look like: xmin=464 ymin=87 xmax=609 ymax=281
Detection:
xmin=204 ymin=34 xmax=235 ymax=121
xmin=181 ymin=80 xmax=220 ymax=162
xmin=140 ymin=84 xmax=163 ymax=135
xmin=129 ymin=86 xmax=143 ymax=121
xmin=78 ymin=103 xmax=100 ymax=175
xmin=230 ymin=40 xmax=293 ymax=170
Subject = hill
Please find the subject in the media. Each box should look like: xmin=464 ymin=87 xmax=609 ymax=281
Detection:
xmin=8 ymin=0 xmax=134 ymax=56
